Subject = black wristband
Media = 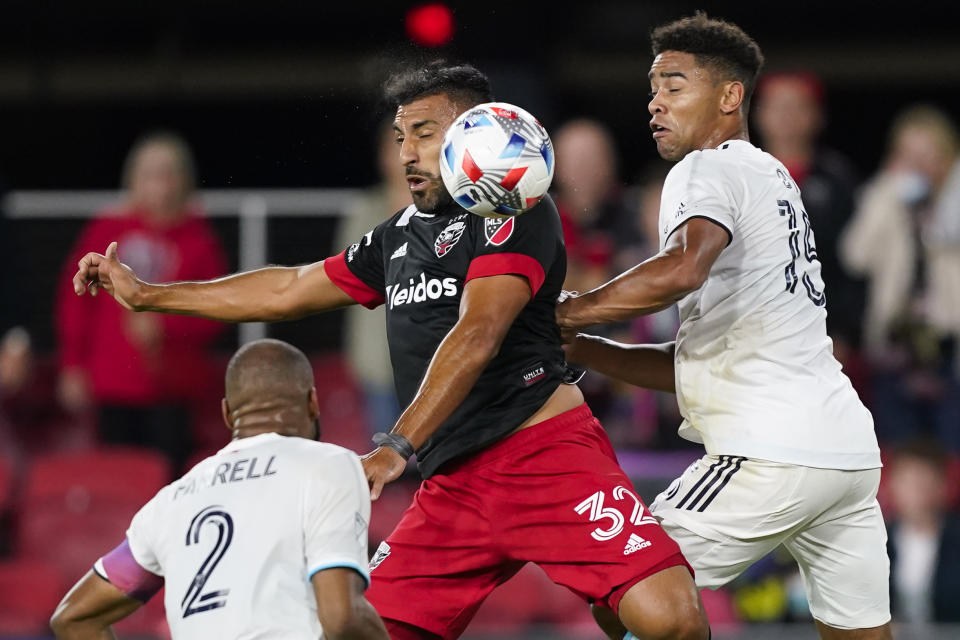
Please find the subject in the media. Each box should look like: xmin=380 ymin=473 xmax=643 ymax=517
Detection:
xmin=372 ymin=432 xmax=415 ymax=460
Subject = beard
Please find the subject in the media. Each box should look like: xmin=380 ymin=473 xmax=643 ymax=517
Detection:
xmin=408 ymin=169 xmax=454 ymax=214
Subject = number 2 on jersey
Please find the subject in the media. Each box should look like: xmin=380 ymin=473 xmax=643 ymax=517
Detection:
xmin=778 ymin=199 xmax=825 ymax=307
xmin=182 ymin=506 xmax=233 ymax=618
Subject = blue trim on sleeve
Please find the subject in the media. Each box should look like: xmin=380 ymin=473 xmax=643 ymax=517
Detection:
xmin=308 ymin=560 xmax=371 ymax=588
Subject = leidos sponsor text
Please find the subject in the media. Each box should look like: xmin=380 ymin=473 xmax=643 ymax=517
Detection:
xmin=385 ymin=272 xmax=458 ymax=310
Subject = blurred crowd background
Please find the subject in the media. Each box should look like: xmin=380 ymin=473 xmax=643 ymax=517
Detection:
xmin=1 ymin=2 xmax=959 ymax=638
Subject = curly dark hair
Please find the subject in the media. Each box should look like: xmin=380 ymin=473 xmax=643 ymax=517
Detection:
xmin=383 ymin=59 xmax=493 ymax=109
xmin=651 ymin=12 xmax=764 ymax=102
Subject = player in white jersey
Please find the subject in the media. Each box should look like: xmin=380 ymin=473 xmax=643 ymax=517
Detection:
xmin=557 ymin=12 xmax=891 ymax=640
xmin=50 ymin=339 xmax=389 ymax=640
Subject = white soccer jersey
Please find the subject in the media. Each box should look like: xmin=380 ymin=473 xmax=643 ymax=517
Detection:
xmin=108 ymin=433 xmax=370 ymax=639
xmin=659 ymin=139 xmax=880 ymax=470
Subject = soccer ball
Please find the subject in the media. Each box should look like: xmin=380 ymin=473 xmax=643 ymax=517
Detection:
xmin=440 ymin=102 xmax=554 ymax=218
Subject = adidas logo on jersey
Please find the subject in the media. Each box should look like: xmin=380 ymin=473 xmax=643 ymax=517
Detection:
xmin=385 ymin=272 xmax=458 ymax=310
xmin=390 ymin=242 xmax=407 ymax=260
xmin=623 ymin=533 xmax=651 ymax=555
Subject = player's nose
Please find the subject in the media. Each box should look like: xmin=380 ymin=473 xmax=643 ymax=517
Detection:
xmin=398 ymin=137 xmax=418 ymax=165
xmin=648 ymin=94 xmax=664 ymax=116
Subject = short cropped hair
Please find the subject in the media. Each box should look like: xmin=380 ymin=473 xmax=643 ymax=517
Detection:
xmin=383 ymin=60 xmax=493 ymax=109
xmin=651 ymin=12 xmax=765 ymax=103
xmin=224 ymin=338 xmax=314 ymax=405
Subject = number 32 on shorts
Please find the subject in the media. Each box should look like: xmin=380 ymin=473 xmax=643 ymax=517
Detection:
xmin=574 ymin=486 xmax=658 ymax=541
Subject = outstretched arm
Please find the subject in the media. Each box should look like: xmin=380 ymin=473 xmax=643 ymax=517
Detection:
xmin=557 ymin=217 xmax=728 ymax=329
xmin=361 ymin=273 xmax=531 ymax=499
xmin=565 ymin=335 xmax=676 ymax=393
xmin=72 ymin=241 xmax=355 ymax=322
xmin=50 ymin=571 xmax=142 ymax=640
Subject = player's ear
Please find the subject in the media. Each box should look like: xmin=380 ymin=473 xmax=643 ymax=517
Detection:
xmin=720 ymin=81 xmax=745 ymax=115
xmin=221 ymin=398 xmax=232 ymax=432
xmin=307 ymin=388 xmax=321 ymax=441
xmin=307 ymin=387 xmax=320 ymax=422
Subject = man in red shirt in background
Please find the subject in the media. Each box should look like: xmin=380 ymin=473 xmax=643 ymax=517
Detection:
xmin=56 ymin=132 xmax=228 ymax=471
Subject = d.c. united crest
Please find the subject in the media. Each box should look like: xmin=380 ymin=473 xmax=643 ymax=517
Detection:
xmin=435 ymin=220 xmax=466 ymax=258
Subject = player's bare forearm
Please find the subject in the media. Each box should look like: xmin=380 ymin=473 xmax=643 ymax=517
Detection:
xmin=325 ymin=600 xmax=390 ymax=640
xmin=559 ymin=252 xmax=697 ymax=328
xmin=392 ymin=274 xmax=531 ymax=449
xmin=392 ymin=316 xmax=504 ymax=449
xmin=51 ymin=623 xmax=116 ymax=640
xmin=566 ymin=336 xmax=676 ymax=393
xmin=51 ymin=572 xmax=140 ymax=640
xmin=136 ymin=262 xmax=355 ymax=322
xmin=557 ymin=218 xmax=728 ymax=329
xmin=73 ymin=242 xmax=356 ymax=322
xmin=312 ymin=569 xmax=389 ymax=640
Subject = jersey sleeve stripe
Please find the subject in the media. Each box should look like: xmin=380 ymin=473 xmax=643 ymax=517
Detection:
xmin=324 ymin=251 xmax=385 ymax=309
xmin=307 ymin=560 xmax=371 ymax=588
xmin=665 ymin=215 xmax=733 ymax=247
xmin=465 ymin=253 xmax=546 ymax=296
xmin=98 ymin=538 xmax=164 ymax=602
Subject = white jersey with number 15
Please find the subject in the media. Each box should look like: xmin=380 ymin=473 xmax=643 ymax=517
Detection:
xmin=658 ymin=139 xmax=880 ymax=470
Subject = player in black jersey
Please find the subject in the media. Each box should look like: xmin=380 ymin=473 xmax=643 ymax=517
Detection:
xmin=71 ymin=61 xmax=709 ymax=640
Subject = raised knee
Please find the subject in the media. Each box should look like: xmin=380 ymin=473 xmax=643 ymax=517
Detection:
xmin=617 ymin=565 xmax=710 ymax=640
xmin=670 ymin=612 xmax=710 ymax=640
xmin=624 ymin=600 xmax=709 ymax=640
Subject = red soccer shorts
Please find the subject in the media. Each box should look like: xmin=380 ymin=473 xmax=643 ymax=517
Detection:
xmin=366 ymin=403 xmax=692 ymax=639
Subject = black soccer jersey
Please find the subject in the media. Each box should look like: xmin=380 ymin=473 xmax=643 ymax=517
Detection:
xmin=325 ymin=195 xmax=567 ymax=477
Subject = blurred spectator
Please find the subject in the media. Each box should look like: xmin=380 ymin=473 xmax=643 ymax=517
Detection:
xmin=0 ymin=327 xmax=84 ymax=461
xmin=334 ymin=121 xmax=408 ymax=433
xmin=56 ymin=132 xmax=228 ymax=471
xmin=886 ymin=439 xmax=960 ymax=623
xmin=840 ymin=106 xmax=960 ymax=449
xmin=552 ymin=118 xmax=639 ymax=293
xmin=754 ymin=71 xmax=865 ymax=350
xmin=551 ymin=119 xmax=641 ymax=433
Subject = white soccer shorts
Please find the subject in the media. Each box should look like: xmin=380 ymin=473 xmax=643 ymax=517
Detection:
xmin=650 ymin=454 xmax=891 ymax=630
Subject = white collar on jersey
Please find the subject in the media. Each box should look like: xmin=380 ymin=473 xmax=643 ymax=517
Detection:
xmin=218 ymin=432 xmax=283 ymax=454
xmin=715 ymin=139 xmax=752 ymax=151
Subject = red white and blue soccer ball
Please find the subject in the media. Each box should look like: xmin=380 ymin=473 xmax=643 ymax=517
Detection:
xmin=440 ymin=102 xmax=554 ymax=218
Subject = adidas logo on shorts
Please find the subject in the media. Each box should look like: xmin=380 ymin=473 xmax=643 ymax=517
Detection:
xmin=623 ymin=533 xmax=651 ymax=555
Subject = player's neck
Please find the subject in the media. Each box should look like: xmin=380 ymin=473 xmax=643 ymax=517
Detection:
xmin=230 ymin=407 xmax=313 ymax=440
xmin=232 ymin=424 xmax=303 ymax=440
xmin=698 ymin=120 xmax=749 ymax=152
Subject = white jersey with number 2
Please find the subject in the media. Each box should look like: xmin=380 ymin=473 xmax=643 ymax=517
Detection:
xmin=659 ymin=139 xmax=880 ymax=470
xmin=111 ymin=433 xmax=371 ymax=639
